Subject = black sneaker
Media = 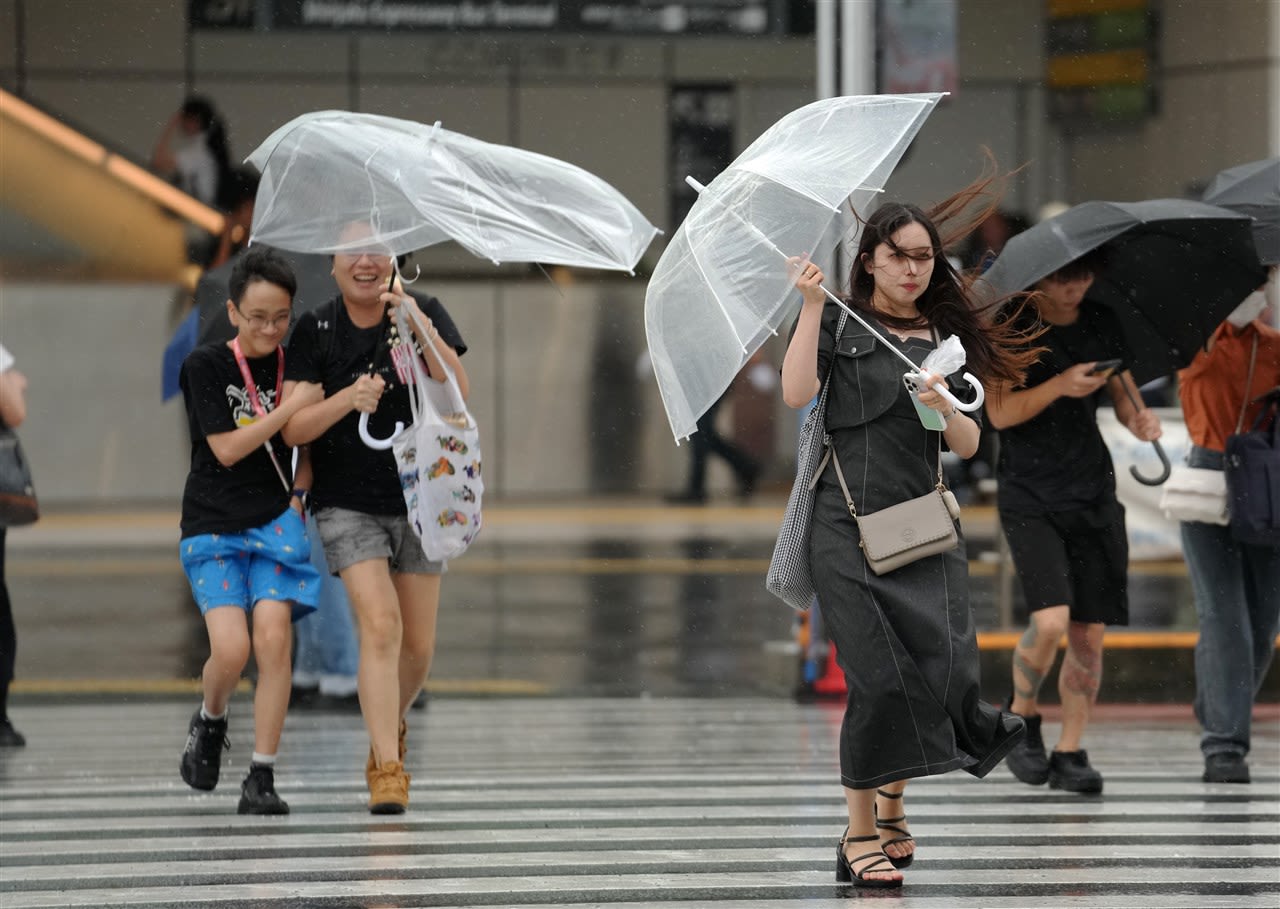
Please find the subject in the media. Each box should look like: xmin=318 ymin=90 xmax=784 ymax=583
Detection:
xmin=0 ymin=718 xmax=26 ymax=748
xmin=1203 ymin=752 xmax=1251 ymax=784
xmin=237 ymin=764 xmax=290 ymax=815
xmin=1048 ymin=749 xmax=1104 ymax=793
xmin=179 ymin=709 xmax=229 ymax=791
xmin=1005 ymin=714 xmax=1050 ymax=785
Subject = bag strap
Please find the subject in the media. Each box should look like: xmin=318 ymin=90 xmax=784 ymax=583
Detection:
xmin=392 ymin=304 xmax=468 ymax=418
xmin=815 ymin=309 xmax=851 ymax=445
xmin=828 ymin=447 xmax=859 ymax=518
xmin=1234 ymin=333 xmax=1260 ymax=435
xmin=928 ymin=325 xmax=946 ymax=488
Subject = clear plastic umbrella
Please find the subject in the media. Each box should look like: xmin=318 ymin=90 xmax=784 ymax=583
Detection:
xmin=246 ymin=110 xmax=660 ymax=273
xmin=643 ymin=93 xmax=955 ymax=441
xmin=244 ymin=110 xmax=660 ymax=448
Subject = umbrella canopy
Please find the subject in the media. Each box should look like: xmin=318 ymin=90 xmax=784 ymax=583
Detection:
xmin=246 ymin=110 xmax=659 ymax=272
xmin=645 ymin=93 xmax=945 ymax=440
xmin=978 ymin=198 xmax=1267 ymax=385
xmin=1202 ymin=157 xmax=1279 ymax=265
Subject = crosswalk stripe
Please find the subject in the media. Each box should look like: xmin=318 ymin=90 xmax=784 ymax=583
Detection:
xmin=1 ymin=700 xmax=1276 ymax=909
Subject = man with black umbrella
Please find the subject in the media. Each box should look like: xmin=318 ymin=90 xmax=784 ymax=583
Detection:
xmin=986 ymin=250 xmax=1163 ymax=795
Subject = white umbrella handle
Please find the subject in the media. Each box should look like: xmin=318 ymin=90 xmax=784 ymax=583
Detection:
xmin=358 ymin=412 xmax=403 ymax=451
xmin=919 ymin=369 xmax=986 ymax=412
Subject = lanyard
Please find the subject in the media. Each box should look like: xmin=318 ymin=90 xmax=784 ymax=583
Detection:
xmin=230 ymin=338 xmax=284 ymax=419
xmin=230 ymin=338 xmax=290 ymax=493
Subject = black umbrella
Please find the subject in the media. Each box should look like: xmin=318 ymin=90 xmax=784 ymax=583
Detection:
xmin=980 ymin=198 xmax=1268 ymax=485
xmin=1202 ymin=157 xmax=1279 ymax=265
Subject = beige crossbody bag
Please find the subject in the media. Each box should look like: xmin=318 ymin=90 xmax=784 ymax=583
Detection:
xmin=814 ymin=439 xmax=961 ymax=576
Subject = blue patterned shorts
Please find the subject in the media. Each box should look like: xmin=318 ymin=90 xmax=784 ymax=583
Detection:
xmin=180 ymin=507 xmax=321 ymax=621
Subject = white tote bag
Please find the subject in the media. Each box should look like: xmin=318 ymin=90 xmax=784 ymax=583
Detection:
xmin=1158 ymin=464 xmax=1228 ymax=525
xmin=391 ymin=308 xmax=483 ymax=561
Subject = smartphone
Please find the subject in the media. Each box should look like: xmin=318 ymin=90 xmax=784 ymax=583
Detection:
xmin=903 ymin=372 xmax=947 ymax=431
xmin=1088 ymin=358 xmax=1123 ymax=378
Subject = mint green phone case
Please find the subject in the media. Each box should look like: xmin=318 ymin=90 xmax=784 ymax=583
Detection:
xmin=911 ymin=394 xmax=947 ymax=430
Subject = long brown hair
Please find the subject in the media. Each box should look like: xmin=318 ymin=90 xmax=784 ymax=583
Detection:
xmin=843 ymin=168 xmax=1042 ymax=386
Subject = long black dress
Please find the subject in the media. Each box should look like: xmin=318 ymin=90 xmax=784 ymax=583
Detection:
xmin=809 ymin=307 xmax=1023 ymax=790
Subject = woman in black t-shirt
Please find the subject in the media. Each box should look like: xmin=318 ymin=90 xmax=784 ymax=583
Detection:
xmin=282 ymin=233 xmax=468 ymax=815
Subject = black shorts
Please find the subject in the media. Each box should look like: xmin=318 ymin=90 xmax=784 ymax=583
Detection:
xmin=999 ymin=500 xmax=1129 ymax=625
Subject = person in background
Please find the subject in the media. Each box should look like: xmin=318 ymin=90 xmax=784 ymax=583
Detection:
xmin=0 ymin=345 xmax=29 ymax=747
xmin=1176 ymin=274 xmax=1280 ymax=783
xmin=986 ymin=252 xmax=1163 ymax=796
xmin=152 ymin=95 xmax=232 ymax=211
xmin=176 ymin=247 xmax=324 ymax=814
xmin=781 ymin=185 xmax=1035 ymax=888
xmin=281 ymin=227 xmax=468 ymax=814
xmin=666 ymin=357 xmax=762 ymax=504
xmin=207 ymin=165 xmax=261 ymax=270
xmin=290 ymin=538 xmax=360 ymax=711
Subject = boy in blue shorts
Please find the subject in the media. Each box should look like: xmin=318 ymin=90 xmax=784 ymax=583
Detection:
xmin=177 ymin=247 xmax=325 ymax=814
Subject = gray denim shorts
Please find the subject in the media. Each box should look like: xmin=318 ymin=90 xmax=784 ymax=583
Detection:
xmin=313 ymin=506 xmax=446 ymax=576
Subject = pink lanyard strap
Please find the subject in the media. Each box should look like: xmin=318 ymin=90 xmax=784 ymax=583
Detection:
xmin=229 ymin=338 xmax=291 ymax=495
xmin=230 ymin=338 xmax=285 ymax=418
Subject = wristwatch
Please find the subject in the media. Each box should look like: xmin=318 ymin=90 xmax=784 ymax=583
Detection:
xmin=291 ymin=488 xmax=311 ymax=511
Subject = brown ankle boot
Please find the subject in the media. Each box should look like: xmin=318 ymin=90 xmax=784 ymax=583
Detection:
xmin=365 ymin=719 xmax=408 ymax=783
xmin=368 ymin=760 xmax=411 ymax=814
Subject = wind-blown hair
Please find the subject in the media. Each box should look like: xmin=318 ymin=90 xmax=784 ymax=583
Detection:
xmin=843 ymin=167 xmax=1043 ymax=387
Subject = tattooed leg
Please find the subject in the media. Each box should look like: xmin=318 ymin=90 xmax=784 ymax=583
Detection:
xmin=1058 ymin=621 xmax=1104 ymax=751
xmin=1010 ymin=605 xmax=1069 ymax=716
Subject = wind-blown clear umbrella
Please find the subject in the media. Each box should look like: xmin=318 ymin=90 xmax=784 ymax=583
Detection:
xmin=643 ymin=92 xmax=971 ymax=442
xmin=245 ymin=110 xmax=660 ymax=446
xmin=1202 ymin=157 xmax=1279 ymax=265
xmin=247 ymin=111 xmax=660 ymax=272
xmin=977 ymin=197 xmax=1267 ymax=484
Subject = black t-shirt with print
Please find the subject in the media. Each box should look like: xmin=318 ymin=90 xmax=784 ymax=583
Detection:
xmin=996 ymin=300 xmax=1131 ymax=514
xmin=284 ymin=293 xmax=466 ymax=515
xmin=180 ymin=342 xmax=293 ymax=537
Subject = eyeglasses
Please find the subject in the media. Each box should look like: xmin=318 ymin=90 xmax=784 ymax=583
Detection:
xmin=236 ymin=309 xmax=294 ymax=331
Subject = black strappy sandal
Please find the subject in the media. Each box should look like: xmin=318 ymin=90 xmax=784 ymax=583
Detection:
xmin=835 ymin=830 xmax=904 ymax=888
xmin=875 ymin=788 xmax=916 ymax=869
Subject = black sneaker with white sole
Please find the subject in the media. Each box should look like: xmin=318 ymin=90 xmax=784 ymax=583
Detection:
xmin=237 ymin=764 xmax=290 ymax=815
xmin=179 ymin=709 xmax=229 ymax=791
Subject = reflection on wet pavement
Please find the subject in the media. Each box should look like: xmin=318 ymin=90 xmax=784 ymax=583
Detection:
xmin=6 ymin=502 xmax=1222 ymax=697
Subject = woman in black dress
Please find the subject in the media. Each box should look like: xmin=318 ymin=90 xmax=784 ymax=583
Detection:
xmin=781 ymin=193 xmax=1039 ymax=888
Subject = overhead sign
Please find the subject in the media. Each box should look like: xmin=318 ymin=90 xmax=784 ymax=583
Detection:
xmin=190 ymin=0 xmax=776 ymax=33
xmin=1046 ymin=0 xmax=1158 ymax=130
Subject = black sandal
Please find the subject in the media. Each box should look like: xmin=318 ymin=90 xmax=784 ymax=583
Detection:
xmin=835 ymin=830 xmax=903 ymax=888
xmin=875 ymin=788 xmax=916 ymax=869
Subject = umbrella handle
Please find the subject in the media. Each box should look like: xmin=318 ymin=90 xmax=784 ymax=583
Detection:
xmin=1110 ymin=374 xmax=1172 ymax=486
xmin=1130 ymin=438 xmax=1172 ymax=486
xmin=920 ymin=370 xmax=986 ymax=413
xmin=358 ymin=411 xmax=404 ymax=451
